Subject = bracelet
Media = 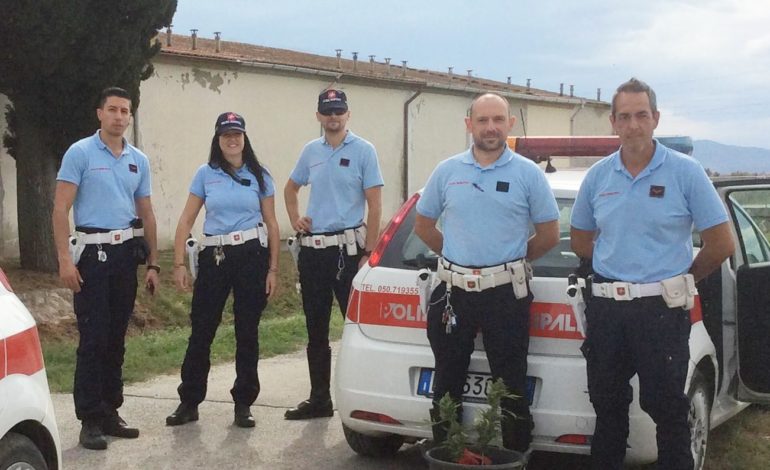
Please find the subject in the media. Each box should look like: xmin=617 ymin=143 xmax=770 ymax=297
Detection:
xmin=147 ymin=264 xmax=161 ymax=273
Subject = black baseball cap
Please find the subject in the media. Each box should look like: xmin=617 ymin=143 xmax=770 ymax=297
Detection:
xmin=215 ymin=112 xmax=246 ymax=135
xmin=318 ymin=89 xmax=348 ymax=113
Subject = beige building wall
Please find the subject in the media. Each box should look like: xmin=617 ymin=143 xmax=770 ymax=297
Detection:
xmin=140 ymin=57 xmax=411 ymax=245
xmin=0 ymin=57 xmax=611 ymax=256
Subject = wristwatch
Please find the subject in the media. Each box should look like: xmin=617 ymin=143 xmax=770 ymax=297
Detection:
xmin=147 ymin=264 xmax=161 ymax=273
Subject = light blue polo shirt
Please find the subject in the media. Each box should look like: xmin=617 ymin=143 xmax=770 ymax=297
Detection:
xmin=289 ymin=131 xmax=384 ymax=233
xmin=57 ymin=131 xmax=152 ymax=229
xmin=570 ymin=140 xmax=728 ymax=283
xmin=189 ymin=164 xmax=275 ymax=235
xmin=417 ymin=146 xmax=559 ymax=267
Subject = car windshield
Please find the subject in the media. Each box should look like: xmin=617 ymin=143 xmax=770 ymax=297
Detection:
xmin=379 ymin=197 xmax=580 ymax=278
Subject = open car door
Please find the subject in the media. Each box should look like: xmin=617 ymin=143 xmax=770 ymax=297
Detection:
xmin=724 ymin=182 xmax=770 ymax=402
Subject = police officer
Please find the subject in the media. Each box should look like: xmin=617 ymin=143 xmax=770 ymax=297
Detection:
xmin=52 ymin=86 xmax=160 ymax=450
xmin=570 ymin=78 xmax=735 ymax=469
xmin=415 ymin=92 xmax=560 ymax=453
xmin=165 ymin=112 xmax=279 ymax=428
xmin=283 ymin=89 xmax=383 ymax=420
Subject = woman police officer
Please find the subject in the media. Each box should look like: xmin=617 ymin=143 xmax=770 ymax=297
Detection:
xmin=166 ymin=112 xmax=279 ymax=428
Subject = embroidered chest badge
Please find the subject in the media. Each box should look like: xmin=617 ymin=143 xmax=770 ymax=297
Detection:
xmin=649 ymin=185 xmax=665 ymax=198
xmin=128 ymin=164 xmax=138 ymax=173
xmin=339 ymin=158 xmax=350 ymax=167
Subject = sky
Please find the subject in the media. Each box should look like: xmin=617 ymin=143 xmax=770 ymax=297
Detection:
xmin=172 ymin=0 xmax=770 ymax=149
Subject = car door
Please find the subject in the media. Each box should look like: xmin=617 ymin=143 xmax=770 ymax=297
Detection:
xmin=723 ymin=183 xmax=770 ymax=402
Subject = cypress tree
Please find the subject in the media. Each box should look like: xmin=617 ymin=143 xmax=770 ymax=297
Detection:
xmin=0 ymin=0 xmax=176 ymax=271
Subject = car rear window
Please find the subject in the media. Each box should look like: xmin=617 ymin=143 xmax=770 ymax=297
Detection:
xmin=378 ymin=198 xmax=580 ymax=278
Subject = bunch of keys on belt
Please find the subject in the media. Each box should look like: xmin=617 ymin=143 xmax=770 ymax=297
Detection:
xmin=442 ymin=302 xmax=457 ymax=334
xmin=214 ymin=245 xmax=225 ymax=266
xmin=96 ymin=244 xmax=107 ymax=263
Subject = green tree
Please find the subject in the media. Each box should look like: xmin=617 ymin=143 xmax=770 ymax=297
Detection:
xmin=0 ymin=0 xmax=176 ymax=271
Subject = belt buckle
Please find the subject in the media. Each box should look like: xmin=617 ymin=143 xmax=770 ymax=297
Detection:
xmin=110 ymin=230 xmax=123 ymax=245
xmin=462 ymin=273 xmax=482 ymax=292
xmin=611 ymin=282 xmax=632 ymax=301
xmin=229 ymin=230 xmax=245 ymax=245
xmin=312 ymin=235 xmax=326 ymax=249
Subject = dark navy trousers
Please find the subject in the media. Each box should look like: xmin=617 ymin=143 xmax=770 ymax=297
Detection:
xmin=178 ymin=240 xmax=269 ymax=406
xmin=426 ymin=282 xmax=534 ymax=451
xmin=297 ymin=246 xmax=360 ymax=351
xmin=73 ymin=242 xmax=139 ymax=421
xmin=582 ymin=295 xmax=693 ymax=470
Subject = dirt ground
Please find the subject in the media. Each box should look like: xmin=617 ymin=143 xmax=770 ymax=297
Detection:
xmin=3 ymin=261 xmax=160 ymax=342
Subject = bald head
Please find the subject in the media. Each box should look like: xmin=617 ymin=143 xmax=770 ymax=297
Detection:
xmin=469 ymin=93 xmax=511 ymax=118
xmin=465 ymin=92 xmax=515 ymax=154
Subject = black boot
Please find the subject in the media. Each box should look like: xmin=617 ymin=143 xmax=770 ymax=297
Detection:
xmin=234 ymin=403 xmax=256 ymax=428
xmin=429 ymin=407 xmax=449 ymax=445
xmin=102 ymin=411 xmax=139 ymax=438
xmin=429 ymin=400 xmax=463 ymax=446
xmin=501 ymin=397 xmax=533 ymax=452
xmin=166 ymin=402 xmax=199 ymax=426
xmin=284 ymin=347 xmax=334 ymax=420
xmin=79 ymin=419 xmax=108 ymax=450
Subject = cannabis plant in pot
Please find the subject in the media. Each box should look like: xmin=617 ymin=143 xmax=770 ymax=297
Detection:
xmin=425 ymin=378 xmax=526 ymax=468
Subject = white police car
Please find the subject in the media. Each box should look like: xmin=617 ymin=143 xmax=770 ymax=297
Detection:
xmin=0 ymin=268 xmax=61 ymax=470
xmin=335 ymin=136 xmax=770 ymax=469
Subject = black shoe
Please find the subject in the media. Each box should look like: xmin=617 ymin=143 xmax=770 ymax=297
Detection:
xmin=234 ymin=403 xmax=255 ymax=428
xmin=103 ymin=413 xmax=139 ymax=439
xmin=166 ymin=403 xmax=199 ymax=426
xmin=79 ymin=420 xmax=108 ymax=450
xmin=284 ymin=399 xmax=334 ymax=420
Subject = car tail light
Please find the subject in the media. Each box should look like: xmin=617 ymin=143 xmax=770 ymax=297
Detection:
xmin=350 ymin=410 xmax=403 ymax=425
xmin=368 ymin=193 xmax=420 ymax=267
xmin=346 ymin=288 xmax=361 ymax=323
xmin=0 ymin=268 xmax=14 ymax=293
xmin=555 ymin=434 xmax=592 ymax=445
xmin=2 ymin=327 xmax=45 ymax=379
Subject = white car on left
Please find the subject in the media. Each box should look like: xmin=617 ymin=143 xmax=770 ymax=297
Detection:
xmin=0 ymin=267 xmax=61 ymax=470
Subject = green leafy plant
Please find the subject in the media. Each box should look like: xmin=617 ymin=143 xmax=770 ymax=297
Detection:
xmin=434 ymin=378 xmax=517 ymax=465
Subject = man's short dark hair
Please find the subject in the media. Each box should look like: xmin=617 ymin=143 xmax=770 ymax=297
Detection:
xmin=98 ymin=87 xmax=132 ymax=109
xmin=611 ymin=78 xmax=657 ymax=116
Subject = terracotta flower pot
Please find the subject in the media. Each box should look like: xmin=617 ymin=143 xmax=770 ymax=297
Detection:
xmin=424 ymin=446 xmax=525 ymax=469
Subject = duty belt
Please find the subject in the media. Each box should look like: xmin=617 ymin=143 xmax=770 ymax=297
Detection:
xmin=299 ymin=233 xmax=348 ymax=249
xmin=298 ymin=225 xmax=365 ymax=253
xmin=74 ymin=228 xmax=144 ymax=245
xmin=436 ymin=258 xmax=527 ymax=293
xmin=591 ymin=273 xmax=697 ymax=309
xmin=201 ymin=224 xmax=267 ymax=247
xmin=591 ymin=281 xmax=663 ymax=300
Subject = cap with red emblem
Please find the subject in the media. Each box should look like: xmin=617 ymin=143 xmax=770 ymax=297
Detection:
xmin=317 ymin=89 xmax=348 ymax=113
xmin=214 ymin=112 xmax=246 ymax=135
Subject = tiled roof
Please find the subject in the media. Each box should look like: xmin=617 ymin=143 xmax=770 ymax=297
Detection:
xmin=158 ymin=33 xmax=606 ymax=105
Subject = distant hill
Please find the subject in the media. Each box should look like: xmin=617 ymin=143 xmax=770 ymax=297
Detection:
xmin=692 ymin=140 xmax=770 ymax=174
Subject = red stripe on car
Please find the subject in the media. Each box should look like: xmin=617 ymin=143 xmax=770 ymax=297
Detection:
xmin=357 ymin=292 xmax=426 ymax=328
xmin=0 ymin=338 xmax=5 ymax=379
xmin=529 ymin=302 xmax=584 ymax=339
xmin=690 ymin=296 xmax=703 ymax=324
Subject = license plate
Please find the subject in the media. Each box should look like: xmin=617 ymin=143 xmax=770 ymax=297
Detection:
xmin=417 ymin=368 xmax=535 ymax=405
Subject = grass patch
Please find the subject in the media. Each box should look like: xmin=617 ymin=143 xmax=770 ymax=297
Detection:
xmin=33 ymin=250 xmax=344 ymax=393
xmin=44 ymin=307 xmax=344 ymax=393
xmin=704 ymin=405 xmax=770 ymax=469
